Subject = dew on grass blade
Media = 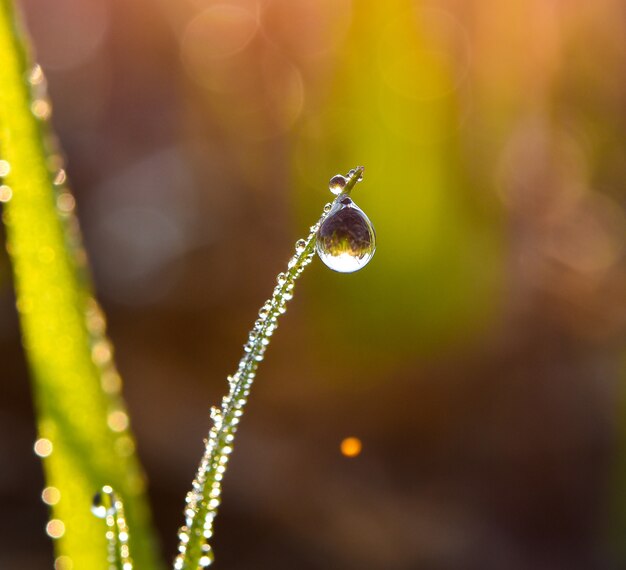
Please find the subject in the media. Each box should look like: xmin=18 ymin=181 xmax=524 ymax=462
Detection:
xmin=175 ymin=166 xmax=374 ymax=569
xmin=91 ymin=485 xmax=134 ymax=569
xmin=317 ymin=167 xmax=376 ymax=273
xmin=316 ymin=197 xmax=376 ymax=273
xmin=316 ymin=203 xmax=375 ymax=272
xmin=91 ymin=485 xmax=116 ymax=518
xmin=328 ymin=174 xmax=347 ymax=195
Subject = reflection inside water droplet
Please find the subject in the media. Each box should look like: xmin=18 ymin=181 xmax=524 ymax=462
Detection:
xmin=316 ymin=198 xmax=376 ymax=273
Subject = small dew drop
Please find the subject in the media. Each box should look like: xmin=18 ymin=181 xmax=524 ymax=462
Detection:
xmin=328 ymin=174 xmax=347 ymax=195
xmin=108 ymin=410 xmax=129 ymax=432
xmin=316 ymin=200 xmax=376 ymax=273
xmin=347 ymin=167 xmax=364 ymax=182
xmin=91 ymin=486 xmax=117 ymax=518
xmin=54 ymin=555 xmax=73 ymax=570
xmin=101 ymin=372 xmax=122 ymax=394
xmin=210 ymin=406 xmax=223 ymax=425
xmin=57 ymin=192 xmax=75 ymax=213
xmin=53 ymin=169 xmax=67 ymax=186
xmin=42 ymin=486 xmax=61 ymax=505
xmin=295 ymin=239 xmax=307 ymax=253
xmin=0 ymin=160 xmax=11 ymax=177
xmin=91 ymin=340 xmax=112 ymax=365
xmin=0 ymin=185 xmax=13 ymax=203
xmin=34 ymin=438 xmax=53 ymax=457
xmin=31 ymin=98 xmax=52 ymax=120
xmin=46 ymin=519 xmax=65 ymax=539
xmin=29 ymin=64 xmax=45 ymax=85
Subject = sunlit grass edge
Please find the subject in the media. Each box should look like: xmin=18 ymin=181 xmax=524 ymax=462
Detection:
xmin=0 ymin=1 xmax=163 ymax=568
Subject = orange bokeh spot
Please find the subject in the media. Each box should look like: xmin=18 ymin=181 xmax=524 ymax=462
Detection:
xmin=340 ymin=437 xmax=362 ymax=457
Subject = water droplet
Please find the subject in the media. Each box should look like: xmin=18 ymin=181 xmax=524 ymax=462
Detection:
xmin=42 ymin=486 xmax=61 ymax=505
xmin=54 ymin=555 xmax=73 ymax=570
xmin=347 ymin=167 xmax=364 ymax=182
xmin=34 ymin=438 xmax=53 ymax=457
xmin=210 ymin=407 xmax=222 ymax=425
xmin=46 ymin=519 xmax=65 ymax=539
xmin=0 ymin=185 xmax=13 ymax=203
xmin=316 ymin=199 xmax=376 ymax=273
xmin=53 ymin=169 xmax=67 ymax=186
xmin=91 ymin=487 xmax=116 ymax=518
xmin=31 ymin=98 xmax=52 ymax=120
xmin=0 ymin=160 xmax=11 ymax=177
xmin=328 ymin=175 xmax=347 ymax=195
xmin=108 ymin=410 xmax=129 ymax=432
xmin=295 ymin=239 xmax=306 ymax=253
xmin=29 ymin=64 xmax=44 ymax=85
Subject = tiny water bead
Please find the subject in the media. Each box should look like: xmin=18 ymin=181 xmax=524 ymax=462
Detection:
xmin=316 ymin=197 xmax=376 ymax=273
xmin=328 ymin=174 xmax=347 ymax=195
xmin=34 ymin=437 xmax=53 ymax=457
xmin=42 ymin=486 xmax=61 ymax=505
xmin=347 ymin=167 xmax=364 ymax=182
xmin=91 ymin=486 xmax=117 ymax=518
xmin=46 ymin=519 xmax=65 ymax=539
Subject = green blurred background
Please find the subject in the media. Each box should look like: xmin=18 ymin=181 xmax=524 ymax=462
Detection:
xmin=1 ymin=0 xmax=626 ymax=568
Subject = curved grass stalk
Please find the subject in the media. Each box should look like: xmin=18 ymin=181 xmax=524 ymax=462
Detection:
xmin=175 ymin=168 xmax=364 ymax=569
xmin=0 ymin=1 xmax=162 ymax=568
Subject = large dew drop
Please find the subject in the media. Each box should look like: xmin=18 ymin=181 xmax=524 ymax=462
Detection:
xmin=316 ymin=197 xmax=376 ymax=273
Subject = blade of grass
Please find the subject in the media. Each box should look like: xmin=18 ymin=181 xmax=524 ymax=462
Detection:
xmin=0 ymin=1 xmax=163 ymax=568
xmin=175 ymin=167 xmax=365 ymax=569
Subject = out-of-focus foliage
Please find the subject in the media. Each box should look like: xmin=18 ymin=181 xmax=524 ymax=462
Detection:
xmin=0 ymin=1 xmax=162 ymax=568
xmin=1 ymin=0 xmax=626 ymax=568
xmin=296 ymin=0 xmax=502 ymax=366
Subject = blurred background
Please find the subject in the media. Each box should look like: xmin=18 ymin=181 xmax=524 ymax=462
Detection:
xmin=1 ymin=0 xmax=626 ymax=568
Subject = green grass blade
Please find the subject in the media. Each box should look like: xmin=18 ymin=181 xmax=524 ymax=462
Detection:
xmin=0 ymin=1 xmax=163 ymax=568
xmin=175 ymin=167 xmax=365 ymax=569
